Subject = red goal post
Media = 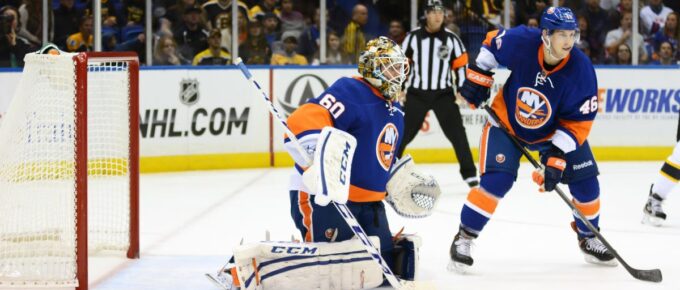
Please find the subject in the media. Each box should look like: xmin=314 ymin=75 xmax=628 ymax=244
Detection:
xmin=0 ymin=51 xmax=139 ymax=289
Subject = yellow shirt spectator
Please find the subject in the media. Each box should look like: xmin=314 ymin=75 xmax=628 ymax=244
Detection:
xmin=66 ymin=32 xmax=93 ymax=52
xmin=192 ymin=48 xmax=232 ymax=65
xmin=270 ymin=53 xmax=308 ymax=65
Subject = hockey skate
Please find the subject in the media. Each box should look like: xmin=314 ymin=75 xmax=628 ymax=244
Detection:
xmin=447 ymin=229 xmax=475 ymax=273
xmin=578 ymin=236 xmax=618 ymax=267
xmin=205 ymin=261 xmax=238 ymax=290
xmin=642 ymin=188 xmax=667 ymax=227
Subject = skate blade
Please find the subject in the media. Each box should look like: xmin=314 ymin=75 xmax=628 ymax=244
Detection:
xmin=446 ymin=260 xmax=470 ymax=274
xmin=583 ymin=254 xmax=618 ymax=267
xmin=205 ymin=273 xmax=233 ymax=290
xmin=641 ymin=213 xmax=664 ymax=227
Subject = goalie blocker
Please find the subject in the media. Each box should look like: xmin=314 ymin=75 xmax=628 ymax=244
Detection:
xmin=208 ymin=235 xmax=421 ymax=290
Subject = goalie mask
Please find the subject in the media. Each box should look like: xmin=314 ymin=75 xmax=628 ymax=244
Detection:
xmin=358 ymin=36 xmax=409 ymax=100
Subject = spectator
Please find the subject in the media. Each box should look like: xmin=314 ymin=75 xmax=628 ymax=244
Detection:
xmin=154 ymin=34 xmax=189 ymax=65
xmin=270 ymin=33 xmax=307 ymax=65
xmin=605 ymin=11 xmax=647 ymax=63
xmin=239 ymin=20 xmax=270 ymax=64
xmin=650 ymin=41 xmax=676 ymax=65
xmin=606 ymin=0 xmax=632 ymax=32
xmin=165 ymin=0 xmax=200 ymax=31
xmin=640 ymin=0 xmax=673 ymax=37
xmin=579 ymin=0 xmax=608 ymax=61
xmin=17 ymin=0 xmax=40 ymax=45
xmin=444 ymin=7 xmax=460 ymax=35
xmin=0 ymin=4 xmax=34 ymax=67
xmin=600 ymin=0 xmax=619 ymax=10
xmin=261 ymin=12 xmax=279 ymax=47
xmin=515 ymin=0 xmax=546 ymax=28
xmin=203 ymin=0 xmax=249 ymax=31
xmin=576 ymin=38 xmax=593 ymax=61
xmin=652 ymin=12 xmax=680 ymax=60
xmin=123 ymin=0 xmax=145 ymax=26
xmin=193 ymin=28 xmax=231 ymax=65
xmin=66 ymin=15 xmax=93 ymax=52
xmin=220 ymin=6 xmax=248 ymax=52
xmin=527 ymin=15 xmax=539 ymax=28
xmin=297 ymin=7 xmax=321 ymax=63
xmin=342 ymin=3 xmax=369 ymax=63
xmin=577 ymin=14 xmax=605 ymax=64
xmin=53 ymin=0 xmax=84 ymax=50
xmin=605 ymin=43 xmax=632 ymax=64
xmin=312 ymin=30 xmax=349 ymax=65
xmin=278 ymin=0 xmax=304 ymax=38
xmin=249 ymin=0 xmax=279 ymax=21
xmin=105 ymin=30 xmax=145 ymax=60
xmin=174 ymin=6 xmax=209 ymax=62
xmin=387 ymin=19 xmax=405 ymax=44
xmin=83 ymin=0 xmax=119 ymax=28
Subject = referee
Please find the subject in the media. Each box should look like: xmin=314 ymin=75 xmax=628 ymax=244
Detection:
xmin=397 ymin=0 xmax=478 ymax=187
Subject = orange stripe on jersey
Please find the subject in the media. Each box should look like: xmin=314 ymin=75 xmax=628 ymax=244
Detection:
xmin=482 ymin=30 xmax=499 ymax=47
xmin=466 ymin=187 xmax=499 ymax=215
xmin=538 ymin=43 xmax=571 ymax=76
xmin=558 ymin=119 xmax=593 ymax=146
xmin=490 ymin=90 xmax=516 ymax=136
xmin=286 ymin=103 xmax=333 ymax=137
xmin=479 ymin=123 xmax=491 ymax=175
xmin=451 ymin=52 xmax=469 ymax=70
xmin=349 ymin=185 xmax=386 ymax=202
xmin=298 ymin=191 xmax=313 ymax=242
xmin=573 ymin=198 xmax=600 ymax=218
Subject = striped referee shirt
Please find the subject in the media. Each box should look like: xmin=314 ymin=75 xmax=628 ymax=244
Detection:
xmin=401 ymin=27 xmax=468 ymax=91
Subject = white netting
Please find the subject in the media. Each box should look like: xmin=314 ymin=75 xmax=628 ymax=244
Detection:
xmin=0 ymin=53 xmax=133 ymax=287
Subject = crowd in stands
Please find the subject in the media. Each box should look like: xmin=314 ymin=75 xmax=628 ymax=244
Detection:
xmin=0 ymin=0 xmax=679 ymax=67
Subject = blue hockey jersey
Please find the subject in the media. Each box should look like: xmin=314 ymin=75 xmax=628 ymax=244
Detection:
xmin=479 ymin=25 xmax=598 ymax=153
xmin=285 ymin=77 xmax=404 ymax=202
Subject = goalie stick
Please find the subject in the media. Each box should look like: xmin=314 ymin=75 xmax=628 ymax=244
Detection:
xmin=483 ymin=105 xmax=662 ymax=283
xmin=233 ymin=58 xmax=404 ymax=289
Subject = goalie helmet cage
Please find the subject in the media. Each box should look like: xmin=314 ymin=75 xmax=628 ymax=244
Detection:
xmin=0 ymin=52 xmax=139 ymax=289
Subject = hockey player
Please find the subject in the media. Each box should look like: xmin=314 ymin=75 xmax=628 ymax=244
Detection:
xmin=450 ymin=7 xmax=617 ymax=273
xmin=208 ymin=37 xmax=440 ymax=289
xmin=642 ymin=141 xmax=680 ymax=226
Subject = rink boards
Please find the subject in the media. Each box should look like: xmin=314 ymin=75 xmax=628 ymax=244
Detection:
xmin=1 ymin=65 xmax=678 ymax=172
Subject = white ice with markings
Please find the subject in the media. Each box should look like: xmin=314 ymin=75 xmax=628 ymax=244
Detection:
xmin=90 ymin=162 xmax=679 ymax=290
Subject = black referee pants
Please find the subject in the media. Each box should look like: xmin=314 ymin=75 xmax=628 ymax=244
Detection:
xmin=396 ymin=88 xmax=477 ymax=180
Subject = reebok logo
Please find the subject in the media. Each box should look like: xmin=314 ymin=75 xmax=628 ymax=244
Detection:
xmin=573 ymin=160 xmax=593 ymax=171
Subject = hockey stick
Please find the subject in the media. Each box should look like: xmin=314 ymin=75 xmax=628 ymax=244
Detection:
xmin=483 ymin=105 xmax=662 ymax=283
xmin=234 ymin=58 xmax=404 ymax=289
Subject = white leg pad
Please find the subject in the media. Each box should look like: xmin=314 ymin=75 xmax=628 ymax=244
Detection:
xmin=232 ymin=237 xmax=384 ymax=290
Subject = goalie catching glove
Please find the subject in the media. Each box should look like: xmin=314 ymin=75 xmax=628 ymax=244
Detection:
xmin=302 ymin=126 xmax=357 ymax=206
xmin=386 ymin=155 xmax=441 ymax=218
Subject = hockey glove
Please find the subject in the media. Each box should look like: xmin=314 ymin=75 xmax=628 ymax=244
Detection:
xmin=532 ymin=145 xmax=566 ymax=192
xmin=460 ymin=64 xmax=494 ymax=109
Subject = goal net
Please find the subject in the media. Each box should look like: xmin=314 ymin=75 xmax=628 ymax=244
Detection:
xmin=0 ymin=52 xmax=139 ymax=289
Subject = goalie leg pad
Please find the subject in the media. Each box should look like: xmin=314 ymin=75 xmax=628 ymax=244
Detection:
xmin=231 ymin=237 xmax=384 ymax=290
xmin=392 ymin=234 xmax=422 ymax=280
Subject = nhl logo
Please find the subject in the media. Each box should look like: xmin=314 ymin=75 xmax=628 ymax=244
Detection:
xmin=496 ymin=154 xmax=506 ymax=163
xmin=437 ymin=45 xmax=450 ymax=60
xmin=180 ymin=78 xmax=199 ymax=106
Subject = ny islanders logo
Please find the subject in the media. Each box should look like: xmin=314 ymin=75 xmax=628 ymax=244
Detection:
xmin=515 ymin=87 xmax=552 ymax=129
xmin=376 ymin=123 xmax=399 ymax=171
